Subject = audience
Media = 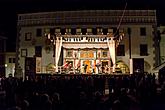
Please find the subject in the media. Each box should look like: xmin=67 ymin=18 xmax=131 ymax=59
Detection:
xmin=0 ymin=73 xmax=163 ymax=110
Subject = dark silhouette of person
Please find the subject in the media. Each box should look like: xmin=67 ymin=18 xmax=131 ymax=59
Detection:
xmin=84 ymin=64 xmax=88 ymax=73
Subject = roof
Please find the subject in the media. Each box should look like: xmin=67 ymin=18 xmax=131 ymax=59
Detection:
xmin=17 ymin=10 xmax=157 ymax=26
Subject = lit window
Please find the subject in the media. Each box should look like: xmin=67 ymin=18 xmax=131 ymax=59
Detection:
xmin=9 ymin=58 xmax=15 ymax=63
xmin=66 ymin=50 xmax=72 ymax=57
xmin=102 ymin=51 xmax=108 ymax=57
xmin=25 ymin=32 xmax=32 ymax=41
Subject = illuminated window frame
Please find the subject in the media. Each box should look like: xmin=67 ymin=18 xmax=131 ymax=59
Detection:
xmin=21 ymin=49 xmax=27 ymax=57
xmin=101 ymin=50 xmax=108 ymax=58
xmin=25 ymin=32 xmax=32 ymax=41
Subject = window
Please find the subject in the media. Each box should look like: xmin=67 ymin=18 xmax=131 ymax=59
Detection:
xmin=127 ymin=28 xmax=131 ymax=35
xmin=112 ymin=27 xmax=117 ymax=34
xmin=25 ymin=32 xmax=32 ymax=41
xmin=61 ymin=28 xmax=66 ymax=35
xmin=21 ymin=49 xmax=27 ymax=57
xmin=102 ymin=51 xmax=108 ymax=57
xmin=140 ymin=44 xmax=148 ymax=56
xmin=35 ymin=46 xmax=42 ymax=57
xmin=36 ymin=28 xmax=42 ymax=37
xmin=66 ymin=50 xmax=72 ymax=57
xmin=117 ymin=45 xmax=125 ymax=56
xmin=140 ymin=27 xmax=146 ymax=36
xmin=9 ymin=58 xmax=15 ymax=63
xmin=44 ymin=28 xmax=50 ymax=34
xmin=71 ymin=28 xmax=76 ymax=35
xmin=50 ymin=28 xmax=55 ymax=35
xmin=9 ymin=58 xmax=12 ymax=63
xmin=92 ymin=28 xmax=97 ymax=35
xmin=103 ymin=28 xmax=108 ymax=35
xmin=82 ymin=28 xmax=87 ymax=35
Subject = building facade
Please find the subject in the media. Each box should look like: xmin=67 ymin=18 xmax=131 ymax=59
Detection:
xmin=16 ymin=10 xmax=159 ymax=78
xmin=159 ymin=26 xmax=165 ymax=64
xmin=5 ymin=52 xmax=15 ymax=77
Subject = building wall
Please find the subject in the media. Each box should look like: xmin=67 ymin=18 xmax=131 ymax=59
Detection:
xmin=159 ymin=26 xmax=165 ymax=64
xmin=118 ymin=25 xmax=155 ymax=73
xmin=17 ymin=10 xmax=158 ymax=77
xmin=5 ymin=52 xmax=15 ymax=77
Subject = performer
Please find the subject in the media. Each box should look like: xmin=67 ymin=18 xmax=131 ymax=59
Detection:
xmin=83 ymin=63 xmax=88 ymax=74
xmin=92 ymin=64 xmax=95 ymax=74
xmin=105 ymin=65 xmax=108 ymax=74
xmin=68 ymin=63 xmax=72 ymax=71
xmin=96 ymin=63 xmax=101 ymax=74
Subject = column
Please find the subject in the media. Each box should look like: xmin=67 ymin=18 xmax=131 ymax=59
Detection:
xmin=107 ymin=37 xmax=116 ymax=72
xmin=55 ymin=35 xmax=63 ymax=73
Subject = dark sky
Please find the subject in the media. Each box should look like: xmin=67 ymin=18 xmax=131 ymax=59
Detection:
xmin=0 ymin=0 xmax=164 ymax=51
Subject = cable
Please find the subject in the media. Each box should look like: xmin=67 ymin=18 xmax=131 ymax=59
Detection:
xmin=114 ymin=2 xmax=127 ymax=36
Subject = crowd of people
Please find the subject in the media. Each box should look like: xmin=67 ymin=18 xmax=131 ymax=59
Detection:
xmin=0 ymin=73 xmax=164 ymax=110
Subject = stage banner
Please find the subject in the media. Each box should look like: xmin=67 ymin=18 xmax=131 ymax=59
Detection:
xmin=36 ymin=57 xmax=42 ymax=73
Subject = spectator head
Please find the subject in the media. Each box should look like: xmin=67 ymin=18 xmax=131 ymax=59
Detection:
xmin=52 ymin=92 xmax=60 ymax=102
xmin=21 ymin=100 xmax=29 ymax=110
xmin=112 ymin=100 xmax=122 ymax=110
xmin=9 ymin=73 xmax=13 ymax=77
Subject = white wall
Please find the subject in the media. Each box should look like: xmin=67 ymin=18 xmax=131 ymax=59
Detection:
xmin=19 ymin=24 xmax=155 ymax=74
xmin=5 ymin=52 xmax=15 ymax=77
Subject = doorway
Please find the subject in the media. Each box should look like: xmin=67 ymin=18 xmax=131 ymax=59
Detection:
xmin=25 ymin=57 xmax=36 ymax=79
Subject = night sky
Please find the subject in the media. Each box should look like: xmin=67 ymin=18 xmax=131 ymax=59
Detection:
xmin=0 ymin=0 xmax=164 ymax=51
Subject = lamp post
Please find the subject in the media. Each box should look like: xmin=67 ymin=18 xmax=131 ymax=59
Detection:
xmin=127 ymin=28 xmax=133 ymax=74
xmin=128 ymin=28 xmax=131 ymax=59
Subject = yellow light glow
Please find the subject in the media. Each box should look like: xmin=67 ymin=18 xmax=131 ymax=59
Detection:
xmin=5 ymin=64 xmax=7 ymax=67
xmin=48 ymin=33 xmax=50 ymax=39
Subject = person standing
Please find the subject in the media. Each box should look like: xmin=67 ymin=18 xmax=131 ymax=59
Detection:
xmin=84 ymin=64 xmax=88 ymax=74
